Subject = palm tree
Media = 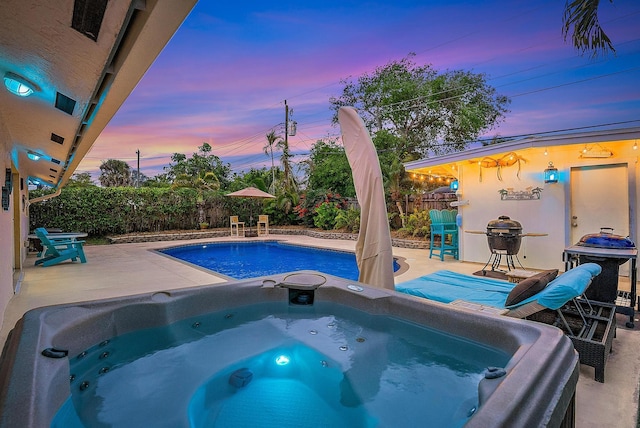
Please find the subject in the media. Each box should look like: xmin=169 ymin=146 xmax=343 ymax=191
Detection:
xmin=563 ymin=0 xmax=615 ymax=56
xmin=172 ymin=171 xmax=220 ymax=225
xmin=263 ymin=131 xmax=281 ymax=193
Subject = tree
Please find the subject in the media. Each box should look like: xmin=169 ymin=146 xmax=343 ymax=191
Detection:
xmin=263 ymin=131 xmax=281 ymax=193
xmin=131 ymin=170 xmax=149 ymax=187
xmin=66 ymin=172 xmax=96 ymax=187
xmin=172 ymin=169 xmax=220 ymax=225
xmin=164 ymin=142 xmax=231 ymax=189
xmin=329 ymin=54 xmax=510 ymax=160
xmin=142 ymin=174 xmax=172 ymax=188
xmin=304 ymin=138 xmax=355 ymax=197
xmin=99 ymin=159 xmax=133 ymax=187
xmin=229 ymin=168 xmax=271 ymax=192
xmin=262 ymin=129 xmax=298 ymax=194
xmin=563 ymin=0 xmax=615 ymax=57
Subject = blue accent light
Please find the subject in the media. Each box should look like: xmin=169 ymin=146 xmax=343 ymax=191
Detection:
xmin=450 ymin=180 xmax=459 ymax=191
xmin=544 ymin=162 xmax=558 ymax=183
xmin=4 ymin=72 xmax=35 ymax=97
xmin=27 ymin=151 xmax=41 ymax=161
xmin=275 ymin=355 xmax=290 ymax=365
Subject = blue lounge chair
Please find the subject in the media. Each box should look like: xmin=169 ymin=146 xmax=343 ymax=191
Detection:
xmin=396 ymin=264 xmax=616 ymax=382
xmin=396 ymin=263 xmax=602 ymax=318
xmin=34 ymin=228 xmax=87 ymax=267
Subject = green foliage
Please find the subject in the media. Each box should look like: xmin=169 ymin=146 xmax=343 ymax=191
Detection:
xmin=334 ymin=207 xmax=360 ymax=233
xmin=397 ymin=209 xmax=431 ymax=238
xmin=29 ymin=187 xmax=217 ymax=234
xmin=304 ymin=138 xmax=355 ymax=197
xmin=313 ymin=201 xmax=342 ymax=230
xmin=164 ymin=142 xmax=231 ymax=189
xmin=66 ymin=172 xmax=96 ymax=187
xmin=229 ymin=167 xmax=271 ymax=192
xmin=562 ymin=0 xmax=614 ymax=57
xmin=329 ymin=54 xmax=510 ymax=159
xmin=99 ymin=159 xmax=133 ymax=187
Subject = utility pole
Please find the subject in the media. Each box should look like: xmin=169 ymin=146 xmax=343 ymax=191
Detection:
xmin=136 ymin=149 xmax=140 ymax=188
xmin=284 ymin=100 xmax=289 ymax=149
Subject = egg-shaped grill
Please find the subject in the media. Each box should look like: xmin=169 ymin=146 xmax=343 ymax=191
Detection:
xmin=486 ymin=215 xmax=523 ymax=255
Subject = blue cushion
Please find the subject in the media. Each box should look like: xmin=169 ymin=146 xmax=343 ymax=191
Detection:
xmin=396 ymin=263 xmax=602 ymax=311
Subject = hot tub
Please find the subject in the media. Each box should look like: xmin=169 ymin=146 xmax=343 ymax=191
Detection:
xmin=0 ymin=272 xmax=578 ymax=427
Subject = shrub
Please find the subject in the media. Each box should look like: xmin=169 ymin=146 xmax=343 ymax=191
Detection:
xmin=334 ymin=207 xmax=360 ymax=233
xmin=397 ymin=209 xmax=430 ymax=238
xmin=313 ymin=201 xmax=342 ymax=230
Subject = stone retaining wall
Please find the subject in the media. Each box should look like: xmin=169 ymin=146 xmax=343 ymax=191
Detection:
xmin=107 ymin=228 xmax=430 ymax=249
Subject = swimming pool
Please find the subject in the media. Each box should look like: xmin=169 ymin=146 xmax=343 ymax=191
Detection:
xmin=158 ymin=241 xmax=400 ymax=280
xmin=0 ymin=272 xmax=579 ymax=427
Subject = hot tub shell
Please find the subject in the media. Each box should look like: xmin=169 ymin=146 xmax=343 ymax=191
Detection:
xmin=0 ymin=271 xmax=578 ymax=427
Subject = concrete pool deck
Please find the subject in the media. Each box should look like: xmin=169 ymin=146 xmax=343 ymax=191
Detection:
xmin=2 ymin=234 xmax=639 ymax=427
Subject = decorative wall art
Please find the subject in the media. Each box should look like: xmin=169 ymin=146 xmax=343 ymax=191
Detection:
xmin=478 ymin=152 xmax=527 ymax=181
xmin=499 ymin=187 xmax=543 ymax=200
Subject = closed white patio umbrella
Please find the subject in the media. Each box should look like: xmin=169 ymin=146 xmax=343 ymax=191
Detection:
xmin=338 ymin=106 xmax=394 ymax=290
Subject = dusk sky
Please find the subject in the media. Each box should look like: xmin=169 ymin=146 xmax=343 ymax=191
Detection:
xmin=78 ymin=0 xmax=640 ymax=180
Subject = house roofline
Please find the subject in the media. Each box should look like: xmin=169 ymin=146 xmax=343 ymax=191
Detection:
xmin=404 ymin=126 xmax=640 ymax=170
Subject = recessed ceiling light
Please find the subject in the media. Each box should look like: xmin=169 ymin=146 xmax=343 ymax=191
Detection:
xmin=3 ymin=72 xmax=36 ymax=97
xmin=27 ymin=151 xmax=41 ymax=161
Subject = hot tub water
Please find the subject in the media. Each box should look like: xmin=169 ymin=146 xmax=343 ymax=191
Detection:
xmin=52 ymin=302 xmax=509 ymax=427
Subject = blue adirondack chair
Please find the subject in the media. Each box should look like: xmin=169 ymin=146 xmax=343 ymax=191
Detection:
xmin=34 ymin=228 xmax=87 ymax=267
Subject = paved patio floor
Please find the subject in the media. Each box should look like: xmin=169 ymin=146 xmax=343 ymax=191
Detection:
xmin=2 ymin=234 xmax=639 ymax=427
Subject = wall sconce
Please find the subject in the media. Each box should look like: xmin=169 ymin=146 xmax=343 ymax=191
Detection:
xmin=3 ymin=72 xmax=36 ymax=97
xmin=450 ymin=179 xmax=459 ymax=191
xmin=544 ymin=162 xmax=558 ymax=183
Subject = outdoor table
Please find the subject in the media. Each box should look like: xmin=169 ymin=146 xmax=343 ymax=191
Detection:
xmin=28 ymin=232 xmax=88 ymax=256
xmin=563 ymin=245 xmax=637 ymax=328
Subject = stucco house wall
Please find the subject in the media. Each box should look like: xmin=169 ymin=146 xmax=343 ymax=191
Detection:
xmin=406 ymin=132 xmax=640 ymax=273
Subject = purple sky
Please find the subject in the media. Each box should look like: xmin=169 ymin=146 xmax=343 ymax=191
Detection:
xmin=78 ymin=0 xmax=640 ymax=180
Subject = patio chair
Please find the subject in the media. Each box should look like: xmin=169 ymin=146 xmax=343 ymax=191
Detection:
xmin=257 ymin=215 xmax=269 ymax=236
xmin=34 ymin=228 xmax=86 ymax=267
xmin=429 ymin=209 xmax=458 ymax=260
xmin=230 ymin=216 xmax=245 ymax=237
xmin=396 ymin=263 xmax=616 ymax=382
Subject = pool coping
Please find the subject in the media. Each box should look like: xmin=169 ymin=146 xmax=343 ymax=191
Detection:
xmin=107 ymin=228 xmax=430 ymax=250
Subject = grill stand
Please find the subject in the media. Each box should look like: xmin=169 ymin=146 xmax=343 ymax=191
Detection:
xmin=482 ymin=249 xmax=526 ymax=274
xmin=563 ymin=245 xmax=637 ymax=328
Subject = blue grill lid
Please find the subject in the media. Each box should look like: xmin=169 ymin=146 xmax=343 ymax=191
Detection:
xmin=578 ymin=228 xmax=635 ymax=249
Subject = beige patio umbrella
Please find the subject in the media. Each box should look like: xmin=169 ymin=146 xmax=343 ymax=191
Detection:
xmin=226 ymin=187 xmax=275 ymax=232
xmin=338 ymin=106 xmax=394 ymax=290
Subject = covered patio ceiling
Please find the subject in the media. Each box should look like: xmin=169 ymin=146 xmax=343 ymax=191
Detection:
xmin=0 ymin=0 xmax=197 ymax=188
xmin=404 ymin=127 xmax=640 ymax=177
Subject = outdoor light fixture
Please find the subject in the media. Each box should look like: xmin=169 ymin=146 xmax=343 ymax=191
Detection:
xmin=634 ymin=140 xmax=638 ymax=150
xmin=544 ymin=162 xmax=558 ymax=183
xmin=3 ymin=72 xmax=36 ymax=97
xmin=27 ymin=151 xmax=41 ymax=161
xmin=450 ymin=179 xmax=459 ymax=191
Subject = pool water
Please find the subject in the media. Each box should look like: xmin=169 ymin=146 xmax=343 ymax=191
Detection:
xmin=159 ymin=241 xmax=399 ymax=280
xmin=52 ymin=302 xmax=509 ymax=428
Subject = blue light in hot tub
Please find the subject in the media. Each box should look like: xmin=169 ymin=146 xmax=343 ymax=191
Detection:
xmin=275 ymin=354 xmax=290 ymax=366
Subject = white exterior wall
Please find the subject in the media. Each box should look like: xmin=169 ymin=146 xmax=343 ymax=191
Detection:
xmin=0 ymin=118 xmax=15 ymax=321
xmin=456 ymin=142 xmax=638 ymax=271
